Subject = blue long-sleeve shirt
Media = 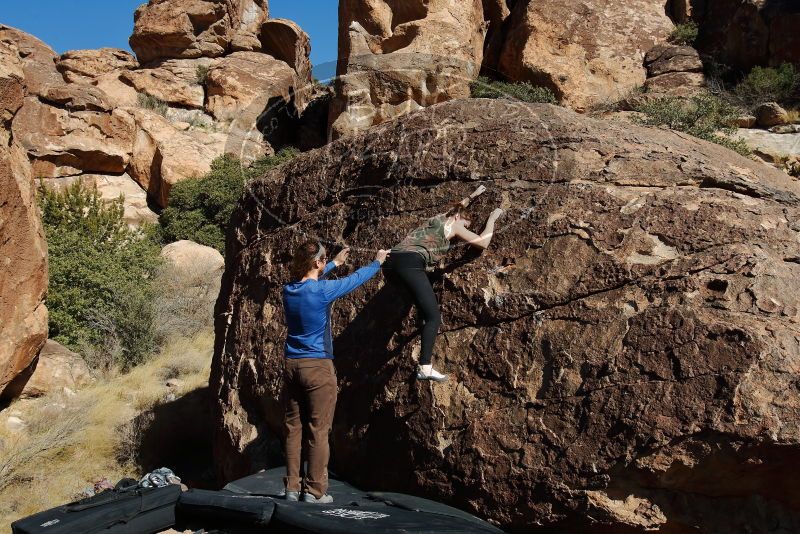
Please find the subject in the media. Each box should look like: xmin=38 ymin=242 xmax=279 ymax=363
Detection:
xmin=283 ymin=260 xmax=381 ymax=359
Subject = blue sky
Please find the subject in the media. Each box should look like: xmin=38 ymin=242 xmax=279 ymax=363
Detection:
xmin=1 ymin=0 xmax=338 ymax=78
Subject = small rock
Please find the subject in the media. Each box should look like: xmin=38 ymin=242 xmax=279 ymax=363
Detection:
xmin=166 ymin=378 xmax=183 ymax=389
xmin=769 ymin=124 xmax=800 ymax=134
xmin=728 ymin=115 xmax=757 ymax=129
xmin=755 ymin=102 xmax=789 ymax=128
xmin=63 ymin=386 xmax=76 ymax=398
xmin=172 ymin=121 xmax=191 ymax=131
xmin=6 ymin=416 xmax=27 ymax=432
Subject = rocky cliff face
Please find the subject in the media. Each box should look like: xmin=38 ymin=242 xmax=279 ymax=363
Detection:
xmin=494 ymin=0 xmax=672 ymax=111
xmin=212 ymin=98 xmax=800 ymax=531
xmin=330 ymin=0 xmax=675 ymax=131
xmin=129 ymin=0 xmax=270 ymax=64
xmin=0 ymin=42 xmax=48 ymax=400
xmin=1 ymin=0 xmax=313 ymax=215
xmin=688 ymin=0 xmax=800 ymax=72
xmin=329 ymin=0 xmax=487 ymax=138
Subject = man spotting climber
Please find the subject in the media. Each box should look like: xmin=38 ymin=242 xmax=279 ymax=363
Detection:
xmin=281 ymin=240 xmax=390 ymax=503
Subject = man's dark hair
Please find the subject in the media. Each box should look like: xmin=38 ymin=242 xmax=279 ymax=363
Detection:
xmin=290 ymin=240 xmax=324 ymax=281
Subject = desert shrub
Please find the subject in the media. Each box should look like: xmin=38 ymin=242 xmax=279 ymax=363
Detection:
xmin=159 ymin=148 xmax=299 ymax=253
xmin=471 ymin=76 xmax=558 ymax=104
xmin=137 ymin=92 xmax=168 ymax=116
xmin=39 ymin=182 xmax=162 ymax=370
xmin=669 ymin=22 xmax=699 ymax=46
xmin=734 ymin=63 xmax=800 ymax=106
xmin=195 ymin=64 xmax=210 ymax=85
xmin=633 ymin=93 xmax=751 ymax=156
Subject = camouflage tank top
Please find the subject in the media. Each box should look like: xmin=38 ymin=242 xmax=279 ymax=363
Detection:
xmin=392 ymin=214 xmax=453 ymax=266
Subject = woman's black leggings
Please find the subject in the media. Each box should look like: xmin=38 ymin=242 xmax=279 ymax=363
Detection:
xmin=383 ymin=252 xmax=441 ymax=366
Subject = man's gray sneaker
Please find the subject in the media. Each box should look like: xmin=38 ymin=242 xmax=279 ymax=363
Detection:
xmin=302 ymin=493 xmax=333 ymax=503
xmin=285 ymin=491 xmax=300 ymax=502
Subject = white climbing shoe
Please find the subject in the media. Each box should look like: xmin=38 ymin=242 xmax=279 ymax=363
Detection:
xmin=417 ymin=365 xmax=448 ymax=382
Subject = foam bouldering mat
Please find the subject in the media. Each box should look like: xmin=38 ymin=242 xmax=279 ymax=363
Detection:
xmin=224 ymin=467 xmax=504 ymax=533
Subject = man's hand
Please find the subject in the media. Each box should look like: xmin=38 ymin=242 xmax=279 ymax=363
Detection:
xmin=375 ymin=249 xmax=391 ymax=264
xmin=333 ymin=247 xmax=350 ymax=267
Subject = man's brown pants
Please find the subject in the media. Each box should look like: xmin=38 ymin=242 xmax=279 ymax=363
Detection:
xmin=282 ymin=358 xmax=337 ymax=498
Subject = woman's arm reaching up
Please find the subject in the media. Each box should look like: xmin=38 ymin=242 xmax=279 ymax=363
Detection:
xmin=452 ymin=208 xmax=504 ymax=250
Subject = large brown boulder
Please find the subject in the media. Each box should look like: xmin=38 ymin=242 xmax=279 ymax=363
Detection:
xmin=129 ymin=0 xmax=269 ymax=65
xmin=693 ymin=0 xmax=800 ymax=71
xmin=0 ymin=28 xmax=48 ymax=401
xmin=0 ymin=142 xmax=48 ymax=401
xmin=495 ymin=0 xmax=673 ymax=111
xmin=212 ymin=98 xmax=800 ymax=531
xmin=329 ymin=0 xmax=487 ymax=139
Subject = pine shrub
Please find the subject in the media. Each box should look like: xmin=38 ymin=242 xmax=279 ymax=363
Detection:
xmin=39 ymin=182 xmax=163 ymax=370
xmin=734 ymin=63 xmax=799 ymax=106
xmin=159 ymin=148 xmax=299 ymax=253
xmin=470 ymin=76 xmax=558 ymax=104
xmin=633 ymin=93 xmax=751 ymax=156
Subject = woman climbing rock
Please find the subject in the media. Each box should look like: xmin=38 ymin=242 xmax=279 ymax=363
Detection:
xmin=282 ymin=241 xmax=390 ymax=503
xmin=384 ymin=185 xmax=504 ymax=382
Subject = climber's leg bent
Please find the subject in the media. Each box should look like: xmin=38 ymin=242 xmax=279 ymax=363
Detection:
xmin=383 ymin=252 xmax=447 ymax=381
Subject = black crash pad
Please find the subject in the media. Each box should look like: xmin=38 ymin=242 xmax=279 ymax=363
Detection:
xmin=223 ymin=467 xmax=504 ymax=533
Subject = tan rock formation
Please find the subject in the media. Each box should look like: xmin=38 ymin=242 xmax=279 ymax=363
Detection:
xmin=159 ymin=240 xmax=225 ymax=337
xmin=57 ymin=48 xmax=138 ymax=84
xmin=123 ymin=107 xmax=217 ymax=208
xmin=212 ymin=99 xmax=800 ymax=531
xmin=0 ymin=24 xmax=63 ymax=97
xmin=18 ymin=340 xmax=92 ymax=399
xmin=258 ymin=19 xmax=313 ymax=109
xmin=205 ymin=51 xmax=294 ymax=120
xmin=641 ymin=44 xmax=706 ymax=97
xmin=329 ymin=0 xmax=486 ymax=139
xmin=129 ymin=0 xmax=268 ymax=65
xmin=496 ymin=0 xmax=673 ymax=111
xmin=0 ymin=142 xmax=48 ymax=400
xmin=12 ymin=97 xmax=135 ymax=177
xmin=121 ymin=58 xmax=214 ymax=109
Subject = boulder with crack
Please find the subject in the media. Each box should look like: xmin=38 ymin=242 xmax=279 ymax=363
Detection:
xmin=212 ymin=98 xmax=800 ymax=531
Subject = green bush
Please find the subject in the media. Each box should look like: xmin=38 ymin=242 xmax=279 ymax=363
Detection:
xmin=734 ymin=63 xmax=799 ymax=106
xmin=669 ymin=22 xmax=699 ymax=46
xmin=470 ymin=76 xmax=558 ymax=104
xmin=159 ymin=148 xmax=299 ymax=253
xmin=39 ymin=182 xmax=162 ymax=370
xmin=633 ymin=93 xmax=751 ymax=156
xmin=195 ymin=65 xmax=210 ymax=85
xmin=137 ymin=92 xmax=168 ymax=116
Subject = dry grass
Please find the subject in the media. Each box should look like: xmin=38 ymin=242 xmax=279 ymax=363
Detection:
xmin=0 ymin=332 xmax=213 ymax=531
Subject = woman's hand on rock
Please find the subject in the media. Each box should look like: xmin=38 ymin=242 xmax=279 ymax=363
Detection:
xmin=375 ymin=249 xmax=391 ymax=264
xmin=489 ymin=208 xmax=505 ymax=221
